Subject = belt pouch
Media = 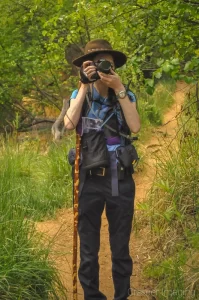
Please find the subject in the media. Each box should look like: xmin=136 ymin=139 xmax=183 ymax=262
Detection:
xmin=116 ymin=144 xmax=138 ymax=168
xmin=81 ymin=129 xmax=110 ymax=170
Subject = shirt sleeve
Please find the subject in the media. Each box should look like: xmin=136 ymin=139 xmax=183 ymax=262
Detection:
xmin=70 ymin=89 xmax=78 ymax=99
xmin=127 ymin=90 xmax=137 ymax=102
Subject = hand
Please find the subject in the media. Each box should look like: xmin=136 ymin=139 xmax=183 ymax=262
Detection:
xmin=82 ymin=60 xmax=97 ymax=82
xmin=97 ymin=69 xmax=124 ymax=92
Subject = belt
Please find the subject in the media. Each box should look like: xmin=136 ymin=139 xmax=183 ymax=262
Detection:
xmin=87 ymin=165 xmax=131 ymax=178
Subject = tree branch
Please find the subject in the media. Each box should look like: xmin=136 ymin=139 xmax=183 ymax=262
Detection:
xmin=88 ymin=0 xmax=166 ymax=32
xmin=182 ymin=0 xmax=199 ymax=5
xmin=18 ymin=118 xmax=55 ymax=132
xmin=51 ymin=98 xmax=70 ymax=140
xmin=196 ymin=82 xmax=199 ymax=112
xmin=83 ymin=16 xmax=91 ymax=41
xmin=171 ymin=14 xmax=199 ymax=25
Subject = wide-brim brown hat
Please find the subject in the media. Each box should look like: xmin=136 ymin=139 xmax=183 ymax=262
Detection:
xmin=72 ymin=39 xmax=127 ymax=68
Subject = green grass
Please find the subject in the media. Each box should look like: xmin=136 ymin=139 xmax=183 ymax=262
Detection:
xmin=137 ymin=87 xmax=199 ymax=299
xmin=0 ymin=133 xmax=75 ymax=299
xmin=0 ymin=193 xmax=67 ymax=299
xmin=137 ymin=79 xmax=176 ymax=141
xmin=132 ymin=79 xmax=176 ymax=173
xmin=0 ymin=134 xmax=75 ymax=221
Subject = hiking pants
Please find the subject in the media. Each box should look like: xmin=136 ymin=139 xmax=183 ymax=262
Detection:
xmin=78 ymin=168 xmax=135 ymax=300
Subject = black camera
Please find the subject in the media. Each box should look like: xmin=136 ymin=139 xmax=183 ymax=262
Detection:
xmin=79 ymin=59 xmax=112 ymax=84
xmin=90 ymin=59 xmax=112 ymax=80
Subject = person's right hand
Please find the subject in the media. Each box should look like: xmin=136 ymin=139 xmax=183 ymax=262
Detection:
xmin=82 ymin=61 xmax=97 ymax=81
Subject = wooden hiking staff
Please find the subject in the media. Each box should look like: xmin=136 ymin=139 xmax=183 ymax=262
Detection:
xmin=73 ymin=132 xmax=81 ymax=300
xmin=50 ymin=98 xmax=81 ymax=299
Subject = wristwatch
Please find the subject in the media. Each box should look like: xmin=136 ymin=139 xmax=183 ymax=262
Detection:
xmin=116 ymin=90 xmax=127 ymax=100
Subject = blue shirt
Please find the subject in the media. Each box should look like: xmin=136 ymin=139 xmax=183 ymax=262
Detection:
xmin=70 ymin=86 xmax=136 ymax=151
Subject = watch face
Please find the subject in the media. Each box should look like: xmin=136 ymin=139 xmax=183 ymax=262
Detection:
xmin=119 ymin=91 xmax=126 ymax=99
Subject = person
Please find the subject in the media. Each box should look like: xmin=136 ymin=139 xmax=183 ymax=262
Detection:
xmin=64 ymin=39 xmax=141 ymax=300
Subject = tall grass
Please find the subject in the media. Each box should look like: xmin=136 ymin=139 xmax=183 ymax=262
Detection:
xmin=137 ymin=79 xmax=176 ymax=140
xmin=0 ymin=134 xmax=74 ymax=220
xmin=137 ymin=87 xmax=199 ymax=299
xmin=0 ymin=214 xmax=67 ymax=299
xmin=0 ymin=133 xmax=75 ymax=299
xmin=132 ymin=79 xmax=176 ymax=172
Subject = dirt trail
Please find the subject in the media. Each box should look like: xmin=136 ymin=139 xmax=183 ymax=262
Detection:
xmin=36 ymin=81 xmax=190 ymax=300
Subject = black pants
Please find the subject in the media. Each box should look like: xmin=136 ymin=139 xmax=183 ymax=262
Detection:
xmin=78 ymin=169 xmax=135 ymax=300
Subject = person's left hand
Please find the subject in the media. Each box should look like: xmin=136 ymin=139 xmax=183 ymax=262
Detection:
xmin=97 ymin=69 xmax=124 ymax=92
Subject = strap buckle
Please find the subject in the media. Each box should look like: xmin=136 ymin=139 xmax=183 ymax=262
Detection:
xmin=96 ymin=167 xmax=106 ymax=176
xmin=89 ymin=167 xmax=106 ymax=176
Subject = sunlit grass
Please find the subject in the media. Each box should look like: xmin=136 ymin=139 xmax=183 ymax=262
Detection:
xmin=137 ymin=79 xmax=176 ymax=141
xmin=0 ymin=133 xmax=75 ymax=299
xmin=0 ymin=134 xmax=74 ymax=221
xmin=137 ymin=90 xmax=199 ymax=299
xmin=0 ymin=192 xmax=67 ymax=299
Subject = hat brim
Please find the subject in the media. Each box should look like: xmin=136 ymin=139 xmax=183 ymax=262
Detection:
xmin=72 ymin=50 xmax=127 ymax=68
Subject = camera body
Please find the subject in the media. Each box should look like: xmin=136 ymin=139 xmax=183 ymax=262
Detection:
xmin=90 ymin=59 xmax=112 ymax=80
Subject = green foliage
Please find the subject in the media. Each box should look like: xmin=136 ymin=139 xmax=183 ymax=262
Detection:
xmin=138 ymin=80 xmax=176 ymax=136
xmin=0 ymin=0 xmax=198 ymax=130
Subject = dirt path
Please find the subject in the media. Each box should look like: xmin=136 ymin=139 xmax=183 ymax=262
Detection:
xmin=36 ymin=81 xmax=190 ymax=300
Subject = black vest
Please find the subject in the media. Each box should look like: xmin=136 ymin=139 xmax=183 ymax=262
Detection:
xmin=81 ymin=88 xmax=131 ymax=145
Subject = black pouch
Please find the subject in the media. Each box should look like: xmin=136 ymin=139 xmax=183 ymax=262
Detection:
xmin=67 ymin=148 xmax=76 ymax=166
xmin=81 ymin=129 xmax=110 ymax=170
xmin=116 ymin=144 xmax=139 ymax=168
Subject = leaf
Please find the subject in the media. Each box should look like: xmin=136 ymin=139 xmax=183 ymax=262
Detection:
xmin=156 ymin=180 xmax=172 ymax=193
xmin=171 ymin=58 xmax=179 ymax=65
xmin=145 ymin=78 xmax=154 ymax=87
xmin=184 ymin=76 xmax=195 ymax=84
xmin=162 ymin=61 xmax=173 ymax=73
xmin=157 ymin=58 xmax=164 ymax=67
xmin=42 ymin=30 xmax=47 ymax=36
xmin=137 ymin=202 xmax=150 ymax=211
xmin=154 ymin=70 xmax=162 ymax=79
xmin=145 ymin=85 xmax=155 ymax=95
xmin=195 ymin=49 xmax=199 ymax=57
xmin=184 ymin=61 xmax=191 ymax=71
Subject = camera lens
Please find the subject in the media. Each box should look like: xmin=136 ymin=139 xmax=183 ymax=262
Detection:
xmin=97 ymin=60 xmax=112 ymax=73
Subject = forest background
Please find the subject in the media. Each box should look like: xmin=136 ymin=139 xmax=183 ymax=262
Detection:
xmin=0 ymin=0 xmax=199 ymax=299
xmin=0 ymin=0 xmax=198 ymax=131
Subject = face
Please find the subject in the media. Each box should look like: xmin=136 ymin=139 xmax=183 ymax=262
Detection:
xmin=93 ymin=53 xmax=115 ymax=70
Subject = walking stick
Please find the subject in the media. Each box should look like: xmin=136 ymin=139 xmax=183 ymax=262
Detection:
xmin=73 ymin=132 xmax=81 ymax=300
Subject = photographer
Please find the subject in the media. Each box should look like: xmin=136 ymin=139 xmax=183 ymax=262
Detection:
xmin=64 ymin=39 xmax=140 ymax=300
